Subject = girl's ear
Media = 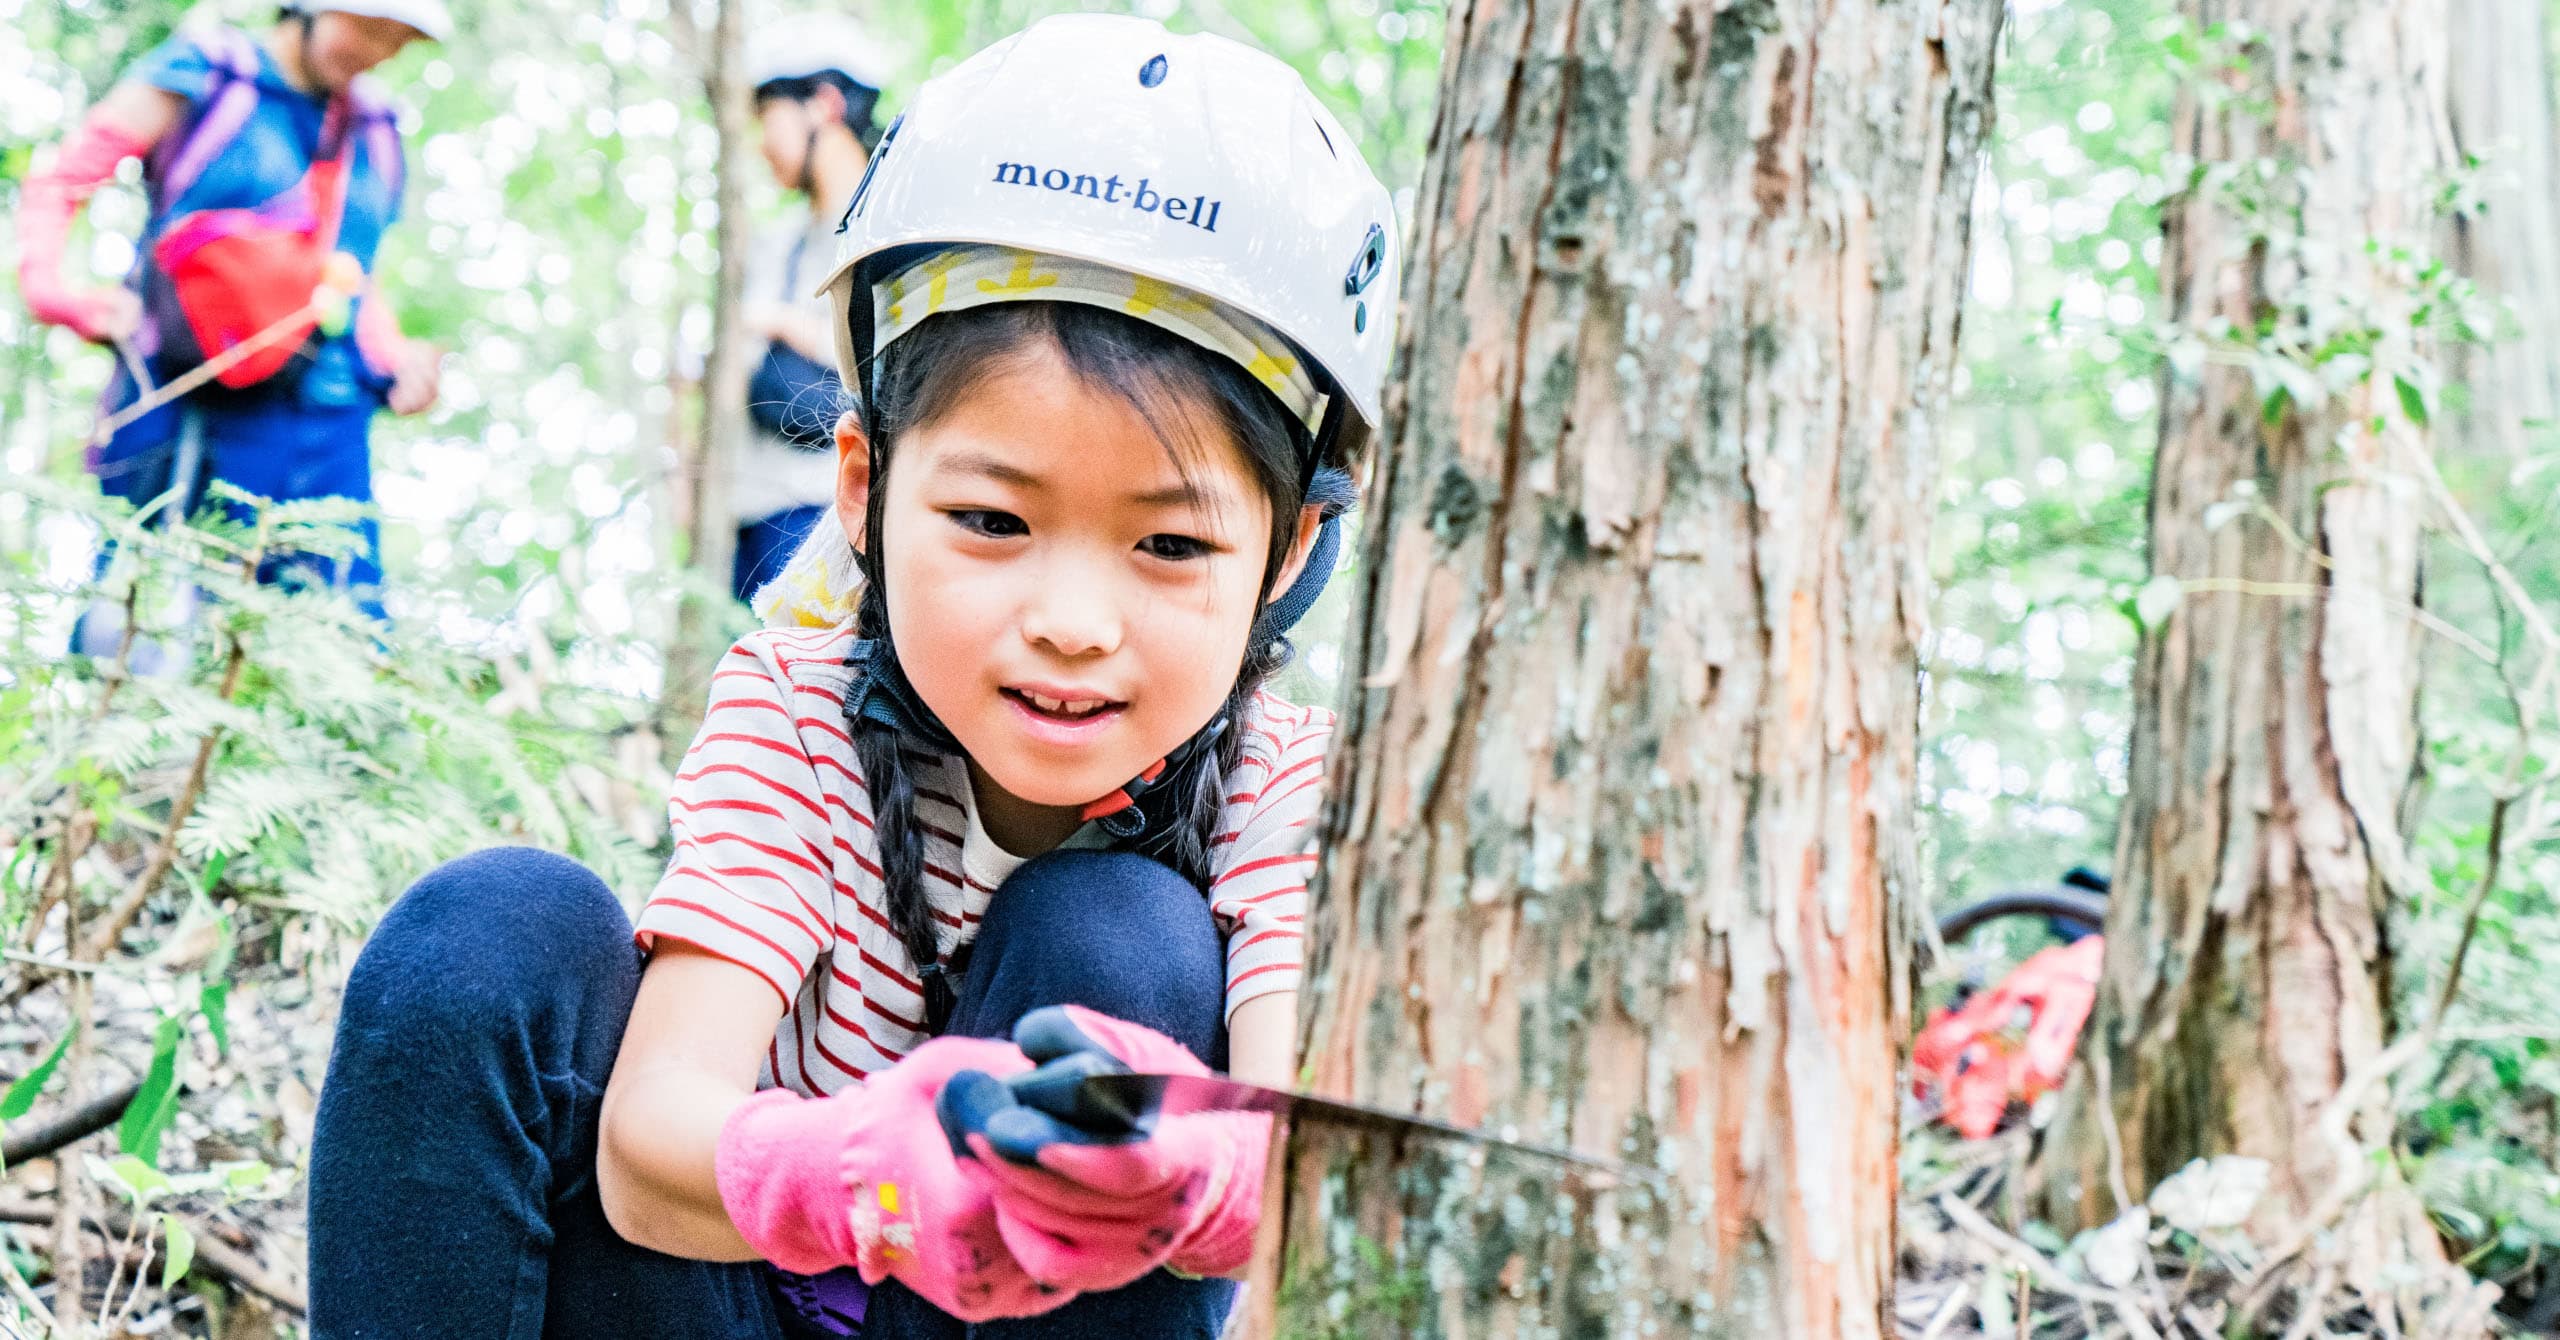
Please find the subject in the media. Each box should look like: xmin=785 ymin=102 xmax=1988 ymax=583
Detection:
xmin=1267 ymin=504 xmax=1327 ymax=596
xmin=834 ymin=411 xmax=872 ymax=552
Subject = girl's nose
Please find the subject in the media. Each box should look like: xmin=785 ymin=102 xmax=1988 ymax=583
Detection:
xmin=1017 ymin=564 xmax=1125 ymax=659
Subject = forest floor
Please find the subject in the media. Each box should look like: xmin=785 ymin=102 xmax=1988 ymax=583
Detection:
xmin=1895 ymin=1127 xmax=2539 ymax=1340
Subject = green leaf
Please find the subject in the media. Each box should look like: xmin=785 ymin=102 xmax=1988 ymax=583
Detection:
xmin=159 ymin=1214 xmax=195 ymax=1288
xmin=199 ymin=981 xmax=232 ymax=1058
xmin=200 ymin=914 xmax=237 ymax=1056
xmin=93 ymin=1154 xmax=172 ymax=1206
xmin=2 ymin=1025 xmax=79 ymax=1121
xmin=2260 ymin=383 xmax=2291 ymax=425
xmin=117 ymin=1013 xmax=190 ymax=1165
xmin=2393 ymin=371 xmax=2433 ymax=426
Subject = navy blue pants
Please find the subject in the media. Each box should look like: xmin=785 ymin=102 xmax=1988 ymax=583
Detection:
xmin=308 ymin=847 xmax=1237 ymax=1339
xmin=734 ymin=505 xmax=830 ymax=605
xmin=90 ymin=375 xmax=387 ymax=621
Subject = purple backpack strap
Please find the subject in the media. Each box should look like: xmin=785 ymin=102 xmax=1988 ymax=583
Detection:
xmin=156 ymin=25 xmax=264 ymax=205
xmin=344 ymin=74 xmax=406 ymax=205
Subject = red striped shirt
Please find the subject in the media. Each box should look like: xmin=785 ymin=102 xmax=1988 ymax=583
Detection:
xmin=635 ymin=627 xmax=1331 ymax=1097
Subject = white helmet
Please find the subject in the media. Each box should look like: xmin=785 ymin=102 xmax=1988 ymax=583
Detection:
xmin=819 ymin=13 xmax=1400 ymax=462
xmin=748 ymin=14 xmax=891 ymax=95
xmin=293 ymin=0 xmax=452 ymax=42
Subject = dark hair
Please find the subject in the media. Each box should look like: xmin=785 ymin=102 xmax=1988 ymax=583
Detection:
xmin=753 ymin=72 xmax=883 ymax=149
xmin=851 ymin=302 xmax=1314 ymax=1027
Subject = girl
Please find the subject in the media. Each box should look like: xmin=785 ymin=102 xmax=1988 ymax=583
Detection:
xmin=17 ymin=0 xmax=448 ymax=633
xmin=306 ymin=14 xmax=1399 ymax=1338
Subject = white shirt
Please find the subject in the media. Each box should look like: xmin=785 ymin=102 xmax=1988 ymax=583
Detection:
xmin=734 ymin=213 xmax=846 ymax=524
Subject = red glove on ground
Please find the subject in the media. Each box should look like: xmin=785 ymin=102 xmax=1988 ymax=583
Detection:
xmin=715 ymin=1036 xmax=1064 ymax=1322
xmin=16 ymin=111 xmax=152 ymax=343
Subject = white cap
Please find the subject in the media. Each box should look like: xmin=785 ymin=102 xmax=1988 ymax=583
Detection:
xmin=293 ymin=0 xmax=452 ymax=42
xmin=819 ymin=13 xmax=1400 ymax=462
xmin=748 ymin=14 xmax=890 ymax=94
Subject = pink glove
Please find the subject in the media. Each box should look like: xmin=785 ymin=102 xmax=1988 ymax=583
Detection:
xmin=16 ymin=112 xmax=152 ymax=343
xmin=715 ymin=1036 xmax=1064 ymax=1322
xmin=960 ymin=1006 xmax=1270 ymax=1291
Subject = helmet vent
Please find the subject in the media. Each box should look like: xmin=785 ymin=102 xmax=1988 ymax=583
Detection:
xmin=1343 ymin=222 xmax=1387 ymax=296
xmin=1312 ymin=116 xmax=1337 ymax=159
xmin=841 ymin=114 xmax=902 ymax=229
xmin=1140 ymin=54 xmax=1169 ymax=87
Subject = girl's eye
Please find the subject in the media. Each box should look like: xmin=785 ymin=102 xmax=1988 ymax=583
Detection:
xmin=948 ymin=509 xmax=1027 ymax=538
xmin=1139 ymin=533 xmax=1213 ymax=561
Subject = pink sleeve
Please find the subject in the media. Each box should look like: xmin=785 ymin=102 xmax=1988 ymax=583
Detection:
xmin=636 ymin=639 xmax=840 ymax=1008
xmin=1206 ymin=709 xmax=1330 ymax=1020
xmin=16 ymin=112 xmax=152 ymax=338
xmin=354 ymin=281 xmax=414 ymax=374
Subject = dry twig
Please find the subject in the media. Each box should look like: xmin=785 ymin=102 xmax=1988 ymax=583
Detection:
xmin=80 ymin=633 xmax=247 ymax=961
xmin=0 ymin=1201 xmax=304 ymax=1316
xmin=1938 ymin=1194 xmax=2164 ymax=1340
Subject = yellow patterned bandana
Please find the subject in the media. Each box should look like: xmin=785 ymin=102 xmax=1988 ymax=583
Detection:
xmin=873 ymin=246 xmax=1329 ymax=434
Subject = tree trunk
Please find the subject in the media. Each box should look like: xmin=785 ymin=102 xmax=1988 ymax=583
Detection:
xmin=661 ymin=0 xmax=750 ymax=751
xmin=2443 ymin=0 xmax=2560 ymax=462
xmin=1264 ymin=1 xmax=2001 ymax=1334
xmin=2042 ymin=0 xmax=2472 ymax=1312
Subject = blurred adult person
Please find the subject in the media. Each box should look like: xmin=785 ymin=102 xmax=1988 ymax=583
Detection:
xmin=730 ymin=14 xmax=889 ymax=604
xmin=16 ymin=0 xmax=448 ymax=641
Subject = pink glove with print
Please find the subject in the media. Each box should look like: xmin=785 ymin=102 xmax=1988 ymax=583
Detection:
xmin=939 ymin=1005 xmax=1270 ymax=1294
xmin=715 ymin=1035 xmax=1065 ymax=1322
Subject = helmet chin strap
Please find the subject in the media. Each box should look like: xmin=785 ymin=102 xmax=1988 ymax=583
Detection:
xmin=1254 ymin=466 xmax=1358 ymax=642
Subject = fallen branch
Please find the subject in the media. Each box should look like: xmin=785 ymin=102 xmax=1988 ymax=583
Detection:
xmin=1915 ymin=1283 xmax=1969 ymax=1340
xmin=1938 ymin=1193 xmax=2164 ymax=1340
xmin=1 ymin=1081 xmax=142 ymax=1168
xmin=0 ymin=1199 xmax=304 ymax=1315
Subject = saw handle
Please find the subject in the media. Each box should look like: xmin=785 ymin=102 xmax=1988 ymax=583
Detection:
xmin=935 ymin=1006 xmax=1168 ymax=1163
xmin=1006 ymin=1049 xmax=1155 ymax=1133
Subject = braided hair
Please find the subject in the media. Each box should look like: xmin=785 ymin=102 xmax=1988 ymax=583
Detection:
xmin=848 ymin=302 xmax=1323 ymax=1029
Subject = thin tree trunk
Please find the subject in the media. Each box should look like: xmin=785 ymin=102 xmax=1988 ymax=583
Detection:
xmin=662 ymin=0 xmax=750 ymax=750
xmin=1266 ymin=1 xmax=2001 ymax=1334
xmin=2444 ymin=0 xmax=2560 ymax=462
xmin=2040 ymin=0 xmax=2477 ymax=1319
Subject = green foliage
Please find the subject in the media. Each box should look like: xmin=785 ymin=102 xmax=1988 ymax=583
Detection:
xmin=0 ymin=1025 xmax=78 ymax=1124
xmin=1926 ymin=0 xmax=2175 ymax=898
xmin=0 ymin=482 xmax=665 ymax=1328
xmin=1946 ymin=1 xmax=2560 ymax=1320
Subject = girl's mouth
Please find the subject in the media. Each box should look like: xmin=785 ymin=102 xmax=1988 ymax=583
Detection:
xmin=1001 ymin=688 xmax=1127 ymax=742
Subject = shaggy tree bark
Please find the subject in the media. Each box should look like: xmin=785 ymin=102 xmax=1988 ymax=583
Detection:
xmin=2040 ymin=0 xmax=2477 ymax=1315
xmin=1263 ymin=1 xmax=2001 ymax=1335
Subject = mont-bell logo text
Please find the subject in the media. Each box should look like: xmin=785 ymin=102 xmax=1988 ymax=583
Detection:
xmin=992 ymin=160 xmax=1222 ymax=232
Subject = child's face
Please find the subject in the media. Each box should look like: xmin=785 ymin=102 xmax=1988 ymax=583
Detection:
xmin=848 ymin=341 xmax=1314 ymax=841
xmin=305 ymin=13 xmax=422 ymax=89
xmin=755 ymin=96 xmax=823 ymax=188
